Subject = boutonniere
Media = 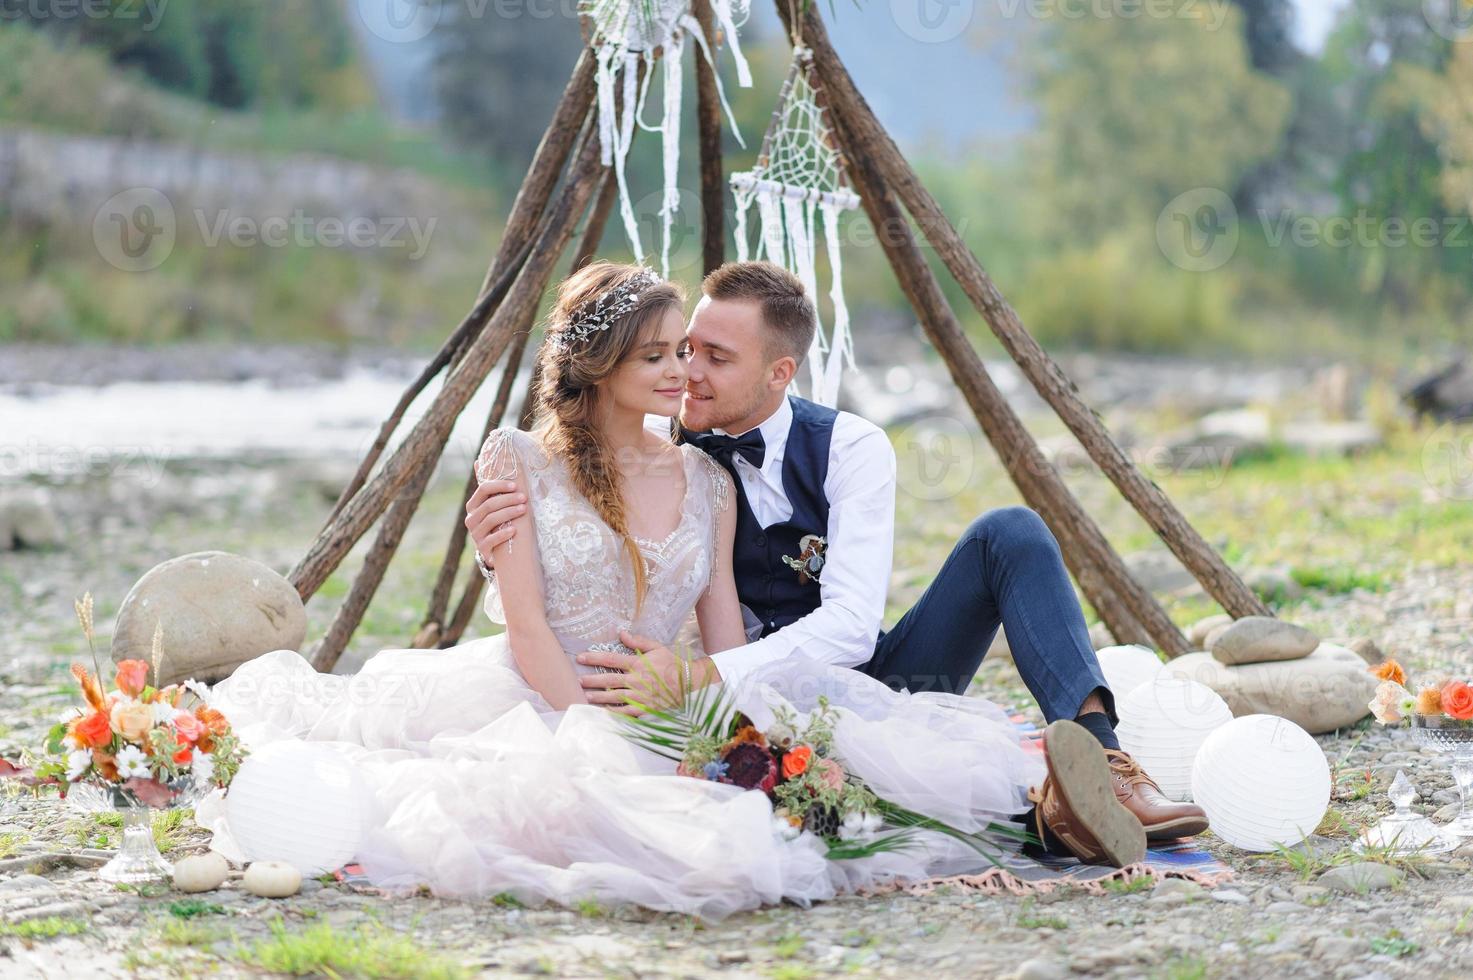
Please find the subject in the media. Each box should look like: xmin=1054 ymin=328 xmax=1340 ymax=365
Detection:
xmin=782 ymin=535 xmax=827 ymax=584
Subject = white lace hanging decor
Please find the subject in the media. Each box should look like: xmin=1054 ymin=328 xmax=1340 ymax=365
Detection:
xmin=729 ymin=46 xmax=860 ymax=408
xmin=580 ymin=0 xmax=751 ymax=278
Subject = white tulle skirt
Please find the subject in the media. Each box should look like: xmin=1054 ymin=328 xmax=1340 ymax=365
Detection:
xmin=196 ymin=640 xmax=1045 ymax=918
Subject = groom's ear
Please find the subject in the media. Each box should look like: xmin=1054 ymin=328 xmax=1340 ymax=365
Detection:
xmin=768 ymin=355 xmax=798 ymax=389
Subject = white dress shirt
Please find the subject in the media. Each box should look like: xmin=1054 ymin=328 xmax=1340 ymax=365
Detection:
xmin=707 ymin=396 xmax=897 ymax=692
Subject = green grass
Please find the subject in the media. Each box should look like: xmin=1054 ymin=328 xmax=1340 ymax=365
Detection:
xmin=232 ymin=919 xmax=469 ymax=980
xmin=167 ymin=898 xmax=228 ymax=919
xmin=0 ymin=831 xmax=28 ymax=858
xmin=1015 ymin=898 xmax=1069 ymax=930
xmin=1369 ymin=932 xmax=1418 ymax=957
xmin=0 ymin=916 xmax=90 ymax=941
xmin=1100 ymin=876 xmax=1155 ymax=895
xmin=154 ymin=916 xmax=229 ymax=949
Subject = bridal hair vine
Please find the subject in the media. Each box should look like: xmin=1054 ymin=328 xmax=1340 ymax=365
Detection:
xmin=548 ymin=267 xmax=663 ymax=352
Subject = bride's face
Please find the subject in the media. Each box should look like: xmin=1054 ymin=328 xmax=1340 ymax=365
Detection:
xmin=602 ymin=306 xmax=691 ymax=419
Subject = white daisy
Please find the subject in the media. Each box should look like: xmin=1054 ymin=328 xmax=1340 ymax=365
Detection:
xmin=64 ymin=749 xmax=93 ymax=782
xmin=115 ymin=745 xmax=151 ymax=780
xmin=191 ymin=752 xmax=215 ymax=785
xmin=152 ymin=701 xmax=177 ymax=725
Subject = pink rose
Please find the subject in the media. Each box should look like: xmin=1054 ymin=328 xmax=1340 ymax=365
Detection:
xmin=816 ymin=758 xmax=845 ymax=792
xmin=172 ymin=710 xmax=205 ymax=743
xmin=1368 ymin=681 xmax=1410 ymax=725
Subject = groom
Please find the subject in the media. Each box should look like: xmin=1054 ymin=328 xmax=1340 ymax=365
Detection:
xmin=473 ymin=261 xmax=1206 ymax=864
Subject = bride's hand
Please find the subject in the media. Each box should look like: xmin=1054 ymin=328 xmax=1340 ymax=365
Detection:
xmin=464 ymin=479 xmax=525 ymax=565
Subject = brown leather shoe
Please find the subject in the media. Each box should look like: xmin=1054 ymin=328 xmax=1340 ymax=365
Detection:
xmin=1105 ymin=749 xmax=1210 ymax=842
xmin=1029 ymin=720 xmax=1147 ymax=868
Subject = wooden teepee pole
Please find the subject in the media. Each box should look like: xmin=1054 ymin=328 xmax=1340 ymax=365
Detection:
xmin=783 ymin=3 xmax=1267 ymax=621
xmin=290 ymin=125 xmax=608 ymax=603
xmin=827 ymin=110 xmax=1182 ymax=654
xmin=692 ymin=0 xmax=726 ymax=274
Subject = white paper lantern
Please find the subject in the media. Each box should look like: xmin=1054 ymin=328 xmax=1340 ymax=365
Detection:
xmin=225 ymin=741 xmax=367 ymax=875
xmin=1096 ymin=645 xmax=1164 ymax=701
xmin=1191 ymin=714 xmax=1330 ymax=852
xmin=1117 ymin=675 xmax=1233 ymax=801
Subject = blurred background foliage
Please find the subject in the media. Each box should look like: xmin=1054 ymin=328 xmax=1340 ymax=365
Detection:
xmin=0 ymin=0 xmax=1468 ymax=360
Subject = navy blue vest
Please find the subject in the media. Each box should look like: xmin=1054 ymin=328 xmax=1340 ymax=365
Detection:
xmin=725 ymin=397 xmax=837 ymax=637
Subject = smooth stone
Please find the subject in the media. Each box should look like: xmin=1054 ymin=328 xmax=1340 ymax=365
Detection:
xmin=1342 ymin=636 xmax=1385 ymax=665
xmin=1210 ymin=889 xmax=1250 ymax=904
xmin=1281 ymin=420 xmax=1382 ymax=457
xmin=1291 ymin=884 xmax=1330 ymax=904
xmin=1124 ymin=549 xmax=1200 ymax=595
xmin=1318 ymin=862 xmax=1404 ymax=893
xmin=1209 ymin=616 xmax=1319 ymax=666
xmin=1265 ymin=901 xmax=1309 ymax=914
xmin=1011 ymin=958 xmax=1070 ymax=980
xmin=243 ymin=860 xmax=302 ymax=898
xmin=112 ymin=551 xmax=307 ymax=685
xmin=0 ymin=488 xmax=63 ymax=551
xmin=0 ymin=874 xmax=59 ymax=893
xmin=1310 ymin=935 xmax=1369 ymax=962
xmin=1204 ymin=621 xmax=1234 ymax=650
xmin=173 ymin=853 xmax=229 ymax=893
xmin=1188 ymin=614 xmax=1233 ymax=648
xmin=1150 ymin=878 xmax=1206 ymax=902
xmin=1163 ymin=646 xmax=1377 ymax=734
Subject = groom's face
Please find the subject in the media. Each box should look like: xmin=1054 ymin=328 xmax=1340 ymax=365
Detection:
xmin=680 ymin=297 xmax=779 ymax=433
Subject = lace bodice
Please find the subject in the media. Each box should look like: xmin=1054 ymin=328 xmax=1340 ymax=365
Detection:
xmin=474 ymin=427 xmax=731 ymax=660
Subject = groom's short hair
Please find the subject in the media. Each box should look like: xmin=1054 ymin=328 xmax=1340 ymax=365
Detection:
xmin=702 ymin=261 xmax=816 ymax=365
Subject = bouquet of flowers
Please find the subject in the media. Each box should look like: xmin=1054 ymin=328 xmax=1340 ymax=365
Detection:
xmin=621 ymin=674 xmax=1030 ymax=863
xmin=1367 ymin=658 xmax=1473 ymax=729
xmin=0 ymin=593 xmax=246 ymax=807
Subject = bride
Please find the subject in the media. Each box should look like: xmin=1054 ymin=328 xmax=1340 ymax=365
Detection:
xmin=201 ymin=262 xmax=1114 ymax=918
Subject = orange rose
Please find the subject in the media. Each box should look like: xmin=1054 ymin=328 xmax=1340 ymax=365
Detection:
xmin=781 ymin=745 xmax=813 ymax=780
xmin=91 ymin=749 xmax=120 ymax=782
xmin=1370 ymin=659 xmax=1406 ymax=686
xmin=114 ymin=659 xmax=150 ymax=698
xmin=170 ymin=733 xmax=193 ymax=765
xmin=1442 ymin=681 xmax=1473 ymax=721
xmin=1416 ymin=686 xmax=1444 ymax=717
xmin=70 ymin=709 xmax=114 ymax=749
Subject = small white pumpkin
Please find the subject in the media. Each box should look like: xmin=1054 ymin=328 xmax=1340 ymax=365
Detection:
xmin=172 ymin=853 xmax=229 ymax=893
xmin=243 ymin=860 xmax=302 ymax=898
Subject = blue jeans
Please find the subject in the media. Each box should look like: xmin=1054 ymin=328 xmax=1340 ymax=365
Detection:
xmin=861 ymin=506 xmax=1116 ymax=724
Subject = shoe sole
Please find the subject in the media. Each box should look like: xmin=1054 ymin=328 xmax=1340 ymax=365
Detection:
xmin=1044 ymin=720 xmax=1147 ymax=868
xmin=1143 ymin=814 xmax=1210 ymax=842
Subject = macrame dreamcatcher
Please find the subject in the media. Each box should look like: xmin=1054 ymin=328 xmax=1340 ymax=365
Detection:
xmin=729 ymin=46 xmax=860 ymax=408
xmin=580 ymin=0 xmax=752 ymax=277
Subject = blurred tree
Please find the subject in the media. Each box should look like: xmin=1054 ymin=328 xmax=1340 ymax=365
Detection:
xmin=1022 ymin=1 xmax=1291 ymax=243
xmin=1230 ymin=0 xmax=1299 ymax=73
xmin=431 ymin=6 xmax=586 ymax=172
xmin=1406 ymin=42 xmax=1473 ymax=218
xmin=5 ymin=0 xmax=368 ymax=109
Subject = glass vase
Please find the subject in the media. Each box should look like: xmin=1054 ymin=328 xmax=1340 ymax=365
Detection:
xmin=1412 ymin=717 xmax=1473 ymax=838
xmin=97 ymin=806 xmax=172 ymax=884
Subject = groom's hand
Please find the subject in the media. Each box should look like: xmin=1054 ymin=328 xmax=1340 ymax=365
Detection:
xmin=577 ymin=631 xmax=716 ymax=713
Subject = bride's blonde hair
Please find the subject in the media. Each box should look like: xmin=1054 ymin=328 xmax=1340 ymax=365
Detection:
xmin=533 ymin=261 xmax=687 ymax=611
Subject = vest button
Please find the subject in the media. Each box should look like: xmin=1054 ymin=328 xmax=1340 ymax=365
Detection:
xmin=756 ymin=533 xmax=767 ymax=546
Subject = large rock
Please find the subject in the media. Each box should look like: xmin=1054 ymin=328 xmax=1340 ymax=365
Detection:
xmin=1123 ymin=549 xmax=1200 ymax=596
xmin=0 ymin=488 xmax=63 ymax=551
xmin=112 ymin=551 xmax=306 ymax=685
xmin=1163 ymin=644 xmax=1376 ymax=734
xmin=1208 ymin=616 xmax=1319 ymax=665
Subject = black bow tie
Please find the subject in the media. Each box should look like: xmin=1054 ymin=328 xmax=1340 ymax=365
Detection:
xmin=682 ymin=428 xmax=766 ymax=471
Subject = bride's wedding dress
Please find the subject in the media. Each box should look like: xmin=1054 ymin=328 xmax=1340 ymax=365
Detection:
xmin=198 ymin=428 xmax=1045 ymax=918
